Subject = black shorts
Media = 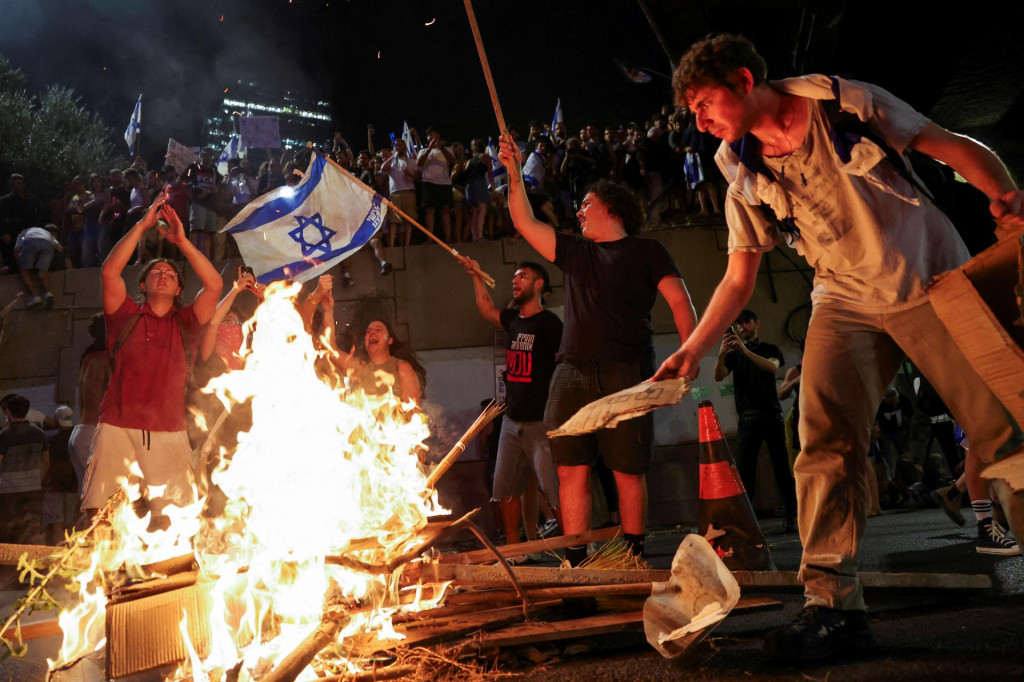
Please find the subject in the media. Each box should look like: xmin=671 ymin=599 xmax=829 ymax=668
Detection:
xmin=544 ymin=356 xmax=654 ymax=475
xmin=420 ymin=182 xmax=454 ymax=208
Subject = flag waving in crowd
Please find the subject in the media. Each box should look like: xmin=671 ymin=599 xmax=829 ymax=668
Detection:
xmin=551 ymin=98 xmax=563 ymax=143
xmin=124 ymin=94 xmax=142 ymax=155
xmin=224 ymin=153 xmax=385 ymax=284
xmin=217 ymin=135 xmax=242 ymax=176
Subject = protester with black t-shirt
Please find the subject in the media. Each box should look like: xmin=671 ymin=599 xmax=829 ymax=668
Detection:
xmin=715 ymin=309 xmax=797 ymax=532
xmin=497 ymin=135 xmax=698 ymax=565
xmin=460 ymin=256 xmax=563 ymax=549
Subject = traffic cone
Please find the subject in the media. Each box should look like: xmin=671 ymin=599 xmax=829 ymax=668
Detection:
xmin=696 ymin=400 xmax=775 ymax=571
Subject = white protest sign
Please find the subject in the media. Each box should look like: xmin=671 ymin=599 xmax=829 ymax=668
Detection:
xmin=239 ymin=116 xmax=281 ymax=149
xmin=165 ymin=138 xmax=196 ymax=175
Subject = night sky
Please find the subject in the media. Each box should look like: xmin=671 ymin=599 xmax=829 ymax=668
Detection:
xmin=1 ymin=0 xmax=669 ymax=164
xmin=2 ymin=0 xmax=1021 ymax=168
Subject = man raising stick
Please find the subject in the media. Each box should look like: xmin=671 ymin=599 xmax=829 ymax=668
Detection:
xmin=81 ymin=195 xmax=222 ymax=529
xmin=654 ymin=34 xmax=1024 ymax=660
xmin=497 ymin=137 xmax=697 ymax=565
xmin=460 ymin=256 xmax=563 ymax=549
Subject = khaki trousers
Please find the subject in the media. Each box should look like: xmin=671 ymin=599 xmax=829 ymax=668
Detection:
xmin=796 ymin=299 xmax=1022 ymax=610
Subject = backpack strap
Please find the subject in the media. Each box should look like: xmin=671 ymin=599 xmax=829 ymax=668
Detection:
xmin=107 ymin=309 xmax=195 ymax=391
xmin=109 ymin=314 xmax=142 ymax=371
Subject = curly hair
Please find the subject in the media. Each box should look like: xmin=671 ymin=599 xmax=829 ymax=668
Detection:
xmin=673 ymin=33 xmax=767 ymax=107
xmin=585 ymin=179 xmax=645 ymax=235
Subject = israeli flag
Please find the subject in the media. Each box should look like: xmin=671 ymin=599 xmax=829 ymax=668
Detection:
xmin=487 ymin=137 xmax=507 ymax=188
xmin=521 ymin=150 xmax=546 ymax=189
xmin=124 ymin=94 xmax=142 ymax=155
xmin=551 ymin=98 xmax=563 ymax=143
xmin=402 ymin=120 xmax=415 ymax=154
xmin=217 ymin=135 xmax=241 ymax=176
xmin=224 ymin=153 xmax=385 ymax=284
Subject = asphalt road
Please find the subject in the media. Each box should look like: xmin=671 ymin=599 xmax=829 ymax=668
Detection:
xmin=2 ymin=507 xmax=1022 ymax=681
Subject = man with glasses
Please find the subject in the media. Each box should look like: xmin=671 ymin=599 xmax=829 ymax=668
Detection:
xmin=80 ymin=195 xmax=221 ymax=528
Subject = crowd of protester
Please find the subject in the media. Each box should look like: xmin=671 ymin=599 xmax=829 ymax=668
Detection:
xmin=2 ymin=81 xmax=1014 ymax=555
xmin=0 ymin=104 xmax=727 ymax=287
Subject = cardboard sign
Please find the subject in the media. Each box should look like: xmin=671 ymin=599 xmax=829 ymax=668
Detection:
xmin=239 ymin=116 xmax=281 ymax=149
xmin=165 ymin=138 xmax=196 ymax=175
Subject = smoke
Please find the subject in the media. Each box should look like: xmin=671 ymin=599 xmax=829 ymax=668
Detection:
xmin=0 ymin=0 xmax=315 ymax=165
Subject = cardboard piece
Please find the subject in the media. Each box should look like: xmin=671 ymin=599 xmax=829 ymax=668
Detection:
xmin=929 ymin=230 xmax=1024 ymax=441
xmin=643 ymin=534 xmax=740 ymax=658
xmin=548 ymin=379 xmax=690 ymax=437
xmin=105 ymin=581 xmax=212 ymax=679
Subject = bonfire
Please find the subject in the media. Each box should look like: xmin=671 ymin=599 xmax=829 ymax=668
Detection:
xmin=50 ymin=282 xmax=449 ymax=681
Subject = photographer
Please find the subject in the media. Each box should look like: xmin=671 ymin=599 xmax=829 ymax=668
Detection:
xmin=416 ymin=127 xmax=455 ymax=241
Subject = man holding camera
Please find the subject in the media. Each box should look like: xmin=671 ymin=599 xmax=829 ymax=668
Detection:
xmin=714 ymin=309 xmax=796 ymax=532
xmin=416 ymin=127 xmax=455 ymax=241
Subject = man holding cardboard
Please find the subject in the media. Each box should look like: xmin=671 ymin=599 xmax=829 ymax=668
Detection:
xmin=654 ymin=33 xmax=1024 ymax=661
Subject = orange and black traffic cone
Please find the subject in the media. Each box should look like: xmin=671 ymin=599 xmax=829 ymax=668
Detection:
xmin=697 ymin=399 xmax=775 ymax=571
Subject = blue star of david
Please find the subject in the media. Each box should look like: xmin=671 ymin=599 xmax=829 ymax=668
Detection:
xmin=288 ymin=213 xmax=337 ymax=257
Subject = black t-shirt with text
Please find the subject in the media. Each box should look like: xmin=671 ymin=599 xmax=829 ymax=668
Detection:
xmin=500 ymin=308 xmax=562 ymax=422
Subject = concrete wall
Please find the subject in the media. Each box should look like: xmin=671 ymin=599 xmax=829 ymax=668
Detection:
xmin=0 ymin=223 xmax=814 ymax=527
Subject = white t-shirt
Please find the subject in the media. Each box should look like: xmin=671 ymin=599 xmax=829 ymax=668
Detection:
xmin=417 ymin=148 xmax=452 ymax=186
xmin=387 ymin=154 xmax=417 ymax=193
xmin=15 ymin=228 xmax=59 ymax=248
xmin=718 ymin=75 xmax=969 ymax=311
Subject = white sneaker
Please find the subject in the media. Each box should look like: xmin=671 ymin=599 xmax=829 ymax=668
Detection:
xmin=25 ymin=296 xmax=42 ymax=308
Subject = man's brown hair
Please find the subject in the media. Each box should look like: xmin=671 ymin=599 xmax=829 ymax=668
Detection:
xmin=673 ymin=33 xmax=767 ymax=107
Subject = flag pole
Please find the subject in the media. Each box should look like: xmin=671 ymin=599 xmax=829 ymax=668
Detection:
xmin=322 ymin=154 xmax=496 ymax=288
xmin=462 ymin=0 xmax=508 ymax=138
xmin=136 ymin=94 xmax=142 ymax=159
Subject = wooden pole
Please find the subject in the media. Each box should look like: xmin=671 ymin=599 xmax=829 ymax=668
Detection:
xmin=462 ymin=0 xmax=508 ymax=138
xmin=322 ymin=154 xmax=495 ymax=288
xmin=426 ymin=401 xmax=504 ymax=488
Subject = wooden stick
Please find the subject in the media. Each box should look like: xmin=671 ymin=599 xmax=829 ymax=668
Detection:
xmin=730 ymin=570 xmax=993 ymax=591
xmin=318 ymin=665 xmax=416 ymax=682
xmin=425 ymin=563 xmax=669 ymax=589
xmin=323 ymin=154 xmax=495 ymax=288
xmin=263 ymin=618 xmax=343 ymax=682
xmin=458 ymin=609 xmax=645 ymax=651
xmin=426 ymin=401 xmax=505 ymax=488
xmin=463 ymin=519 xmax=531 ymax=614
xmin=324 ymin=509 xmax=480 ymax=574
xmin=462 ymin=0 xmax=508 ymax=137
xmin=439 ymin=525 xmax=621 ymax=565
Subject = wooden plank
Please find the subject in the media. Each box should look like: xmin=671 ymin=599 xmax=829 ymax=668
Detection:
xmin=439 ymin=526 xmax=622 ymax=565
xmin=428 ymin=565 xmax=990 ymax=591
xmin=1 ymin=619 xmax=62 ymax=642
xmin=449 ymin=599 xmax=781 ymax=652
xmin=426 ymin=563 xmax=670 ymax=588
xmin=459 ymin=609 xmax=645 ymax=650
xmin=364 ymin=602 xmax=559 ymax=653
xmin=0 ymin=543 xmax=58 ymax=566
xmin=731 ymin=571 xmax=992 ymax=590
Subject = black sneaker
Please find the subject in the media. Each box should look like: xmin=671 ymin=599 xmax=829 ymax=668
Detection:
xmin=380 ymin=261 xmax=393 ymax=276
xmin=976 ymin=518 xmax=1021 ymax=555
xmin=763 ymin=606 xmax=875 ymax=661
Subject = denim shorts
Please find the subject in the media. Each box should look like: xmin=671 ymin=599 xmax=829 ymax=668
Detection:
xmin=18 ymin=238 xmax=55 ymax=270
xmin=544 ymin=355 xmax=654 ymax=475
xmin=492 ymin=417 xmax=559 ymax=504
